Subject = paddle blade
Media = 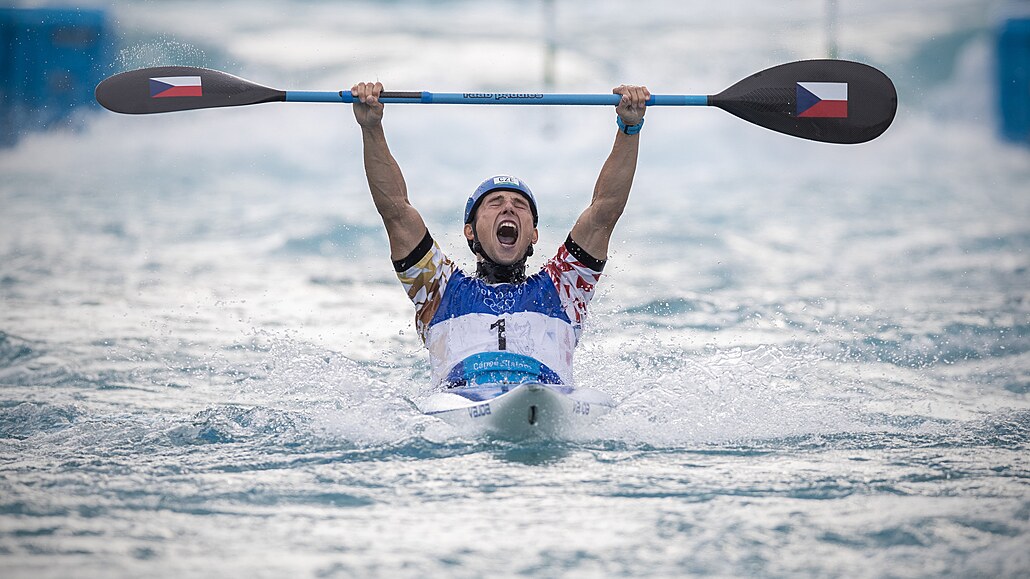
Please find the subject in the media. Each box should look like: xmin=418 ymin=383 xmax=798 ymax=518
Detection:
xmin=710 ymin=59 xmax=897 ymax=144
xmin=95 ymin=66 xmax=286 ymax=114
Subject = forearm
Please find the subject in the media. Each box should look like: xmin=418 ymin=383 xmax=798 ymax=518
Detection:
xmin=360 ymin=124 xmax=426 ymax=257
xmin=591 ymin=131 xmax=640 ymax=224
xmin=570 ymin=84 xmax=648 ymax=259
xmin=570 ymin=130 xmax=640 ymax=258
xmin=361 ymin=125 xmax=408 ymax=223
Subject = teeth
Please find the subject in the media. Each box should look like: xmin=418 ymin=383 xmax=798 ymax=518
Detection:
xmin=497 ymin=220 xmax=518 ymax=245
xmin=497 ymin=220 xmax=518 ymax=234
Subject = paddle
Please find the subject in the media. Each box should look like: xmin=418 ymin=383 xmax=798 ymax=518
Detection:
xmin=96 ymin=59 xmax=897 ymax=144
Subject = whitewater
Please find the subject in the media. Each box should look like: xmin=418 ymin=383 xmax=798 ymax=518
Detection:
xmin=1 ymin=0 xmax=1028 ymax=576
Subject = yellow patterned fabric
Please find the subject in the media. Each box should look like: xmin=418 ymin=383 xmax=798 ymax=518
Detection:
xmin=396 ymin=239 xmax=458 ymax=343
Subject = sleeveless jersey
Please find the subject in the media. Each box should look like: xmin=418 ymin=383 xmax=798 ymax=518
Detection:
xmin=395 ymin=233 xmax=604 ymax=387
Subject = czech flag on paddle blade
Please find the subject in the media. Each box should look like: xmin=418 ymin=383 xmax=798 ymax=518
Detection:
xmin=149 ymin=76 xmax=203 ymax=98
xmin=796 ymin=82 xmax=847 ymax=118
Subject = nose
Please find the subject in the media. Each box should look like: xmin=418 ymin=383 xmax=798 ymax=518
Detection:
xmin=497 ymin=197 xmax=518 ymax=214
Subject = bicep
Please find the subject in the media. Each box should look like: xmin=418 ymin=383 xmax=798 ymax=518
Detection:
xmin=570 ymin=200 xmax=623 ymax=261
xmin=383 ymin=203 xmax=429 ymax=261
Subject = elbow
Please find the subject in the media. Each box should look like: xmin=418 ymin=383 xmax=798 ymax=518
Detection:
xmin=377 ymin=198 xmax=418 ymax=230
xmin=593 ymin=197 xmax=628 ymax=226
xmin=377 ymin=200 xmax=409 ymax=225
xmin=584 ymin=204 xmax=625 ymax=234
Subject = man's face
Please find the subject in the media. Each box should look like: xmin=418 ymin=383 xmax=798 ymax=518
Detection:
xmin=464 ymin=190 xmax=538 ymax=265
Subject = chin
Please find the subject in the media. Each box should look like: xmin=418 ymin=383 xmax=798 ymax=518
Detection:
xmin=491 ymin=247 xmax=524 ymax=264
xmin=493 ymin=254 xmax=520 ymax=265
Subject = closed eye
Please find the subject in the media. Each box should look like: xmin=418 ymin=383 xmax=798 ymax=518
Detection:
xmin=485 ymin=193 xmax=529 ymax=212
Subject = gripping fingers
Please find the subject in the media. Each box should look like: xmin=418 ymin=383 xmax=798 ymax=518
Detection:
xmin=351 ymin=81 xmax=385 ymax=126
xmin=623 ymin=85 xmax=650 ymax=109
xmin=351 ymin=81 xmax=384 ymax=105
xmin=614 ymin=84 xmax=650 ymax=125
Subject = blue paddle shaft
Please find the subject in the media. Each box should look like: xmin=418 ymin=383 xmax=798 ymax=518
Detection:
xmin=285 ymin=91 xmax=709 ymax=106
xmin=94 ymin=60 xmax=896 ymax=143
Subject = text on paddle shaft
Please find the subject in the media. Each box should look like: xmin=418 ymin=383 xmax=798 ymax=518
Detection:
xmin=490 ymin=318 xmax=507 ymax=350
xmin=463 ymin=93 xmax=544 ymax=101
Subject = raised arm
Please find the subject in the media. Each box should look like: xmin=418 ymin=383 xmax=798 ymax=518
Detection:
xmin=569 ymin=84 xmax=650 ymax=260
xmin=352 ymin=82 xmax=428 ymax=260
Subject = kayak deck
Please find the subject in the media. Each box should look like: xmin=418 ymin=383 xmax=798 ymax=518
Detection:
xmin=420 ymin=383 xmax=615 ymax=438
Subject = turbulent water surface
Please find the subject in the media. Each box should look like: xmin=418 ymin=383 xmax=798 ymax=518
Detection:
xmin=1 ymin=0 xmax=1028 ymax=577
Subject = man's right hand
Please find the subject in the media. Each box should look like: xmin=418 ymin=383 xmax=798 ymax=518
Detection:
xmin=352 ymin=82 xmax=385 ymax=127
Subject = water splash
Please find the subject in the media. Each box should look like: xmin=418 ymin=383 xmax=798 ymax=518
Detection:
xmin=219 ymin=331 xmax=433 ymax=445
xmin=579 ymin=339 xmax=866 ymax=446
xmin=0 ymin=402 xmax=80 ymax=440
xmin=114 ymin=40 xmax=209 ymax=70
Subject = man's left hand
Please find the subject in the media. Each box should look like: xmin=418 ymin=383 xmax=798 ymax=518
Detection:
xmin=613 ymin=84 xmax=650 ymax=126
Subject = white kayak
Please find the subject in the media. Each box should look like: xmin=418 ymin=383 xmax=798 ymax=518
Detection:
xmin=420 ymin=382 xmax=615 ymax=438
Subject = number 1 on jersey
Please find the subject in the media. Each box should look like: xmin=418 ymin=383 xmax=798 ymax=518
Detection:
xmin=490 ymin=318 xmax=507 ymax=350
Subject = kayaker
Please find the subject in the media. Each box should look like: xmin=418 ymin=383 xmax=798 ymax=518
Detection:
xmin=351 ymin=81 xmax=649 ymax=388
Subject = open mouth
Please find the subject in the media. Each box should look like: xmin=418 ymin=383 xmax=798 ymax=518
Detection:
xmin=496 ymin=220 xmax=519 ymax=246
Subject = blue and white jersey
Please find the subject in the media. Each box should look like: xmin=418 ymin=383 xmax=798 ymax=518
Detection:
xmin=395 ymin=232 xmax=604 ymax=387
